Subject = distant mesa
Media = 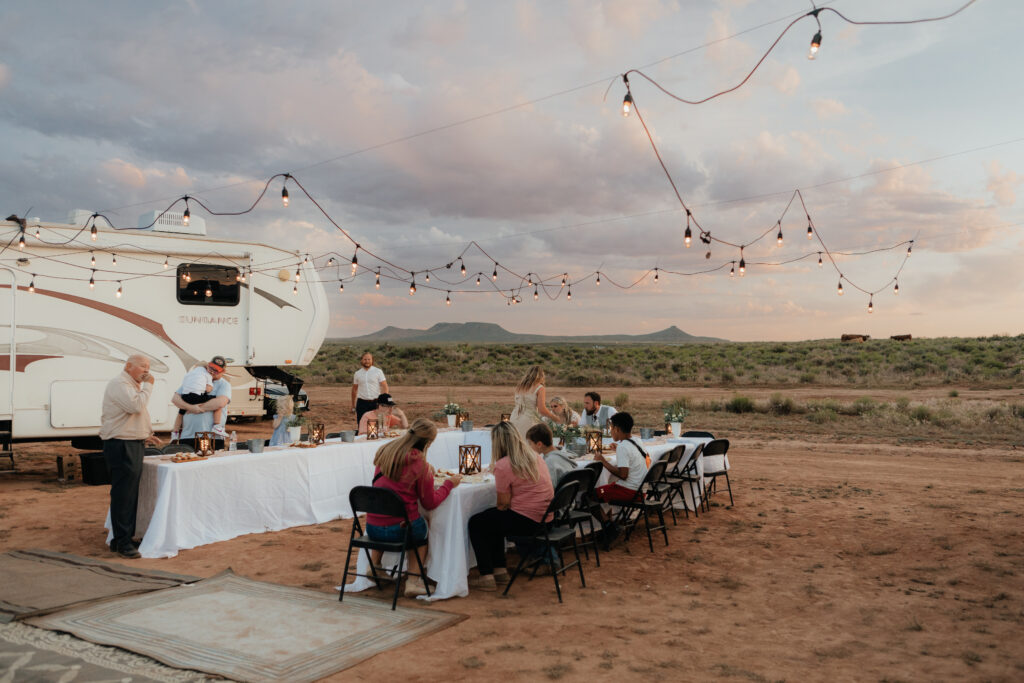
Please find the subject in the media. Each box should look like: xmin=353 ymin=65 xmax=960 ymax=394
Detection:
xmin=331 ymin=322 xmax=724 ymax=344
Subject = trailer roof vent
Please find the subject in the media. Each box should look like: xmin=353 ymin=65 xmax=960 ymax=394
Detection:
xmin=137 ymin=210 xmax=207 ymax=235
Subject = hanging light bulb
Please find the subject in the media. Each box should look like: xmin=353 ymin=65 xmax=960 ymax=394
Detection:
xmin=116 ymin=282 xmax=123 ymax=298
xmin=89 ymin=271 xmax=95 ymax=290
xmin=281 ymin=186 xmax=289 ymax=207
xmin=28 ymin=275 xmax=35 ymax=293
xmin=293 ymin=284 xmax=298 ymax=295
xmin=533 ymin=286 xmax=539 ymax=301
xmin=807 ymin=223 xmax=813 ymax=239
xmin=476 ymin=275 xmax=481 ymax=286
xmin=596 ymin=272 xmax=601 ymax=286
xmin=492 ymin=264 xmax=498 ymax=281
xmin=446 ymin=292 xmax=451 ymax=306
xmin=182 ymin=206 xmax=190 ymax=227
xmin=294 ymin=264 xmax=301 ymax=282
xmin=528 ymin=275 xmax=533 ymax=286
xmin=894 ymin=281 xmax=900 ymax=296
xmin=163 ymin=256 xmax=169 ymax=269
xmin=837 ymin=280 xmax=844 ymax=296
xmin=729 ymin=263 xmax=735 ymax=278
xmin=18 ymin=231 xmax=25 ymax=250
xmin=907 ymin=243 xmax=913 ymax=257
xmin=776 ymin=223 xmax=783 ymax=246
xmin=738 ymin=257 xmax=746 ymax=277
xmin=684 ymin=225 xmax=692 ymax=248
xmin=867 ymin=295 xmax=874 ymax=314
xmin=90 ymin=220 xmax=98 ymax=241
xmin=567 ymin=287 xmax=572 ymax=301
xmin=184 ymin=270 xmax=191 ymax=283
xmin=654 ymin=268 xmax=659 ymax=283
xmin=818 ymin=253 xmax=823 ymax=267
xmin=808 ymin=31 xmax=822 ymax=60
xmin=239 ymin=270 xmax=246 ymax=283
xmin=622 ymin=91 xmax=633 ymax=117
xmin=339 ymin=282 xmax=344 ymax=293
xmin=561 ymin=275 xmax=566 ymax=287
xmin=34 ymin=226 xmax=40 ymax=239
xmin=425 ymin=272 xmax=430 ymax=283
xmin=409 ymin=280 xmax=416 ymax=295
xmin=327 ymin=257 xmax=335 ymax=266
xmin=112 ymin=253 xmax=117 ymax=266
xmin=375 ymin=271 xmax=381 ymax=289
xmin=460 ymin=260 xmax=466 ymax=277
xmin=235 ymin=271 xmax=242 ymax=282
xmin=205 ymin=286 xmax=213 ymax=298
xmin=90 ymin=251 xmax=96 ymax=266
xmin=303 ymin=254 xmax=309 ymax=265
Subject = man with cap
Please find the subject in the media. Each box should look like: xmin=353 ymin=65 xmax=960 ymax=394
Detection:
xmin=357 ymin=393 xmax=409 ymax=435
xmin=170 ymin=355 xmax=229 ymax=439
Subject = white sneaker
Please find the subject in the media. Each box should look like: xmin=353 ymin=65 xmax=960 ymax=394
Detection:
xmin=212 ymin=424 xmax=227 ymax=437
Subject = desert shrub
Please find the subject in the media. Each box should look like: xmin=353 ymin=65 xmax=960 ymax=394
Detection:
xmin=799 ymin=372 xmax=817 ymax=383
xmin=895 ymin=397 xmax=910 ymax=411
xmin=948 ymin=389 xmax=959 ymax=397
xmin=807 ymin=408 xmax=837 ymax=424
xmin=910 ymin=405 xmax=935 ymax=423
xmin=614 ymin=392 xmax=629 ymax=408
xmin=1013 ymin=404 xmax=1024 ymax=419
xmin=842 ymin=397 xmax=878 ymax=416
xmin=725 ymin=396 xmax=755 ymax=414
xmin=768 ymin=393 xmax=796 ymax=415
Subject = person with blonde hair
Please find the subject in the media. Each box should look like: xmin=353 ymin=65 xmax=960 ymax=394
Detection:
xmin=467 ymin=421 xmax=554 ymax=591
xmin=365 ymin=418 xmax=461 ymax=597
xmin=547 ymin=396 xmax=580 ymax=427
xmin=509 ymin=365 xmax=557 ymax=437
xmin=269 ymin=394 xmax=294 ymax=446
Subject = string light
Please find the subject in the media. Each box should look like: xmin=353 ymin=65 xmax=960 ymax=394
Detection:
xmin=738 ymin=250 xmax=746 ymax=277
xmin=807 ymin=222 xmax=813 ymax=240
xmin=163 ymin=256 xmax=169 ymax=269
xmin=327 ymin=257 xmax=334 ymax=266
xmin=622 ymin=92 xmax=633 ymax=117
xmin=534 ymin=286 xmax=539 ymax=301
xmin=596 ymin=272 xmax=601 ymax=286
xmin=34 ymin=226 xmax=40 ymax=239
xmin=294 ymin=263 xmax=301 ymax=282
xmin=837 ymin=279 xmax=844 ymax=296
xmin=867 ymin=295 xmax=874 ymax=313
xmin=446 ymin=292 xmax=451 ymax=306
xmin=351 ymin=248 xmax=359 ymax=273
xmin=282 ymin=186 xmax=289 ymax=207
xmin=18 ymin=231 xmax=25 ymax=250
xmin=303 ymin=254 xmax=309 ymax=264
xmin=808 ymin=30 xmax=822 ymax=60
xmin=409 ymin=280 xmax=417 ymax=295
xmin=567 ymin=287 xmax=572 ymax=301
xmin=907 ymin=242 xmax=913 ymax=257
xmin=90 ymin=251 xmax=96 ymax=266
xmin=205 ymin=285 xmax=213 ymax=298
xmin=89 ymin=271 xmax=95 ymax=290
xmin=184 ymin=270 xmax=191 ymax=283
xmin=116 ymin=282 xmax=123 ymax=298
xmin=239 ymin=269 xmax=246 ymax=283
xmin=729 ymin=262 xmax=735 ymax=278
xmin=684 ymin=211 xmax=692 ymax=247
xmin=492 ymin=264 xmax=498 ymax=281
xmin=235 ymin=271 xmax=242 ymax=282
xmin=425 ymin=271 xmax=430 ymax=283
xmin=776 ymin=222 xmax=783 ymax=246
xmin=476 ymin=275 xmax=481 ymax=286
xmin=339 ymin=281 xmax=344 ymax=293
xmin=112 ymin=253 xmax=117 ymax=266
xmin=90 ymin=217 xmax=98 ymax=241
xmin=818 ymin=253 xmax=823 ymax=267
xmin=293 ymin=283 xmax=298 ymax=295
xmin=654 ymin=268 xmax=659 ymax=283
xmin=182 ymin=197 xmax=190 ymax=227
xmin=894 ymin=281 xmax=900 ymax=296
xmin=561 ymin=275 xmax=566 ymax=288
xmin=460 ymin=259 xmax=466 ymax=277
xmin=375 ymin=270 xmax=381 ymax=289
xmin=28 ymin=275 xmax=35 ymax=293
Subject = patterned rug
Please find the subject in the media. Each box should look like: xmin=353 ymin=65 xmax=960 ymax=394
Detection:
xmin=29 ymin=571 xmax=465 ymax=682
xmin=0 ymin=549 xmax=199 ymax=623
xmin=0 ymin=621 xmax=208 ymax=682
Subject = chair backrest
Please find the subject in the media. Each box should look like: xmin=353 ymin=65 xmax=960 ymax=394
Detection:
xmin=144 ymin=446 xmax=163 ymax=456
xmin=162 ymin=443 xmax=194 ymax=454
xmin=544 ymin=480 xmax=581 ymax=527
xmin=661 ymin=444 xmax=685 ymax=470
xmin=640 ymin=460 xmax=668 ymax=492
xmin=349 ymin=485 xmax=409 ymax=521
xmin=583 ymin=461 xmax=603 ymax=481
xmin=702 ymin=439 xmax=729 ymax=457
xmin=556 ymin=468 xmax=597 ymax=499
xmin=701 ymin=438 xmax=730 ymax=472
xmin=682 ymin=430 xmax=714 ymax=439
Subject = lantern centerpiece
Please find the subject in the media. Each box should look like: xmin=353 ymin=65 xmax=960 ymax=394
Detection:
xmin=459 ymin=444 xmax=482 ymax=475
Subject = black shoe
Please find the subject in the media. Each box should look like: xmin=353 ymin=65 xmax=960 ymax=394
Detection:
xmin=114 ymin=544 xmax=141 ymax=559
xmin=600 ymin=524 xmax=620 ymax=551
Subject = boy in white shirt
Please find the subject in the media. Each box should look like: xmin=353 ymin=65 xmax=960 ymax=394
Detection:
xmin=171 ymin=356 xmax=227 ymax=440
xmin=592 ymin=412 xmax=649 ymax=547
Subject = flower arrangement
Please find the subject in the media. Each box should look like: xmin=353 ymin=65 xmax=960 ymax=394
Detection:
xmin=551 ymin=423 xmax=583 ymax=444
xmin=662 ymin=399 xmax=688 ymax=424
xmin=442 ymin=401 xmax=462 ymax=415
xmin=287 ymin=404 xmax=307 ymax=428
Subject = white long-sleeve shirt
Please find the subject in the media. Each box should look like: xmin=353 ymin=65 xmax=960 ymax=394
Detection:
xmin=99 ymin=371 xmax=154 ymax=441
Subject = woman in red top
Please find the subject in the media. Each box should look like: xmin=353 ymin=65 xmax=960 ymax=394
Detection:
xmin=467 ymin=421 xmax=554 ymax=592
xmin=367 ymin=418 xmax=461 ymax=597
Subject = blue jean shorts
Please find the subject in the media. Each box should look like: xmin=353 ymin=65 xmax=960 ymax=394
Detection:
xmin=366 ymin=516 xmax=428 ymax=543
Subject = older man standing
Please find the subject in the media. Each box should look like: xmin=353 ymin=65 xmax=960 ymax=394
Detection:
xmin=100 ymin=354 xmax=162 ymax=559
xmin=351 ymin=351 xmax=388 ymax=425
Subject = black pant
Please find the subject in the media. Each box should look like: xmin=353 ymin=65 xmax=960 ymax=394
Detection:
xmin=468 ymin=507 xmax=539 ymax=575
xmin=104 ymin=438 xmax=145 ymax=550
xmin=355 ymin=398 xmax=377 ymax=426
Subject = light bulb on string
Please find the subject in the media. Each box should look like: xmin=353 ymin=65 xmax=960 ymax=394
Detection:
xmin=596 ymin=272 xmax=601 ymax=286
xmin=567 ymin=287 xmax=572 ymax=301
xmin=738 ymin=252 xmax=746 ymax=277
xmin=867 ymin=295 xmax=874 ymax=314
xmin=240 ymin=269 xmax=247 ymax=283
xmin=527 ymin=275 xmax=533 ymax=286
xmin=205 ymin=286 xmax=213 ymax=298
xmin=375 ymin=270 xmax=381 ymax=289
xmin=446 ymin=292 xmax=451 ymax=306
xmin=460 ymin=260 xmax=466 ymax=277
xmin=561 ymin=275 xmax=566 ymax=288
xmin=409 ymin=280 xmax=417 ymax=296
xmin=907 ymin=242 xmax=913 ymax=257
xmin=776 ymin=222 xmax=783 ymax=247
xmin=90 ymin=219 xmax=98 ymax=241
xmin=807 ymin=223 xmax=813 ymax=240
xmin=303 ymin=254 xmax=308 ymax=265
xmin=184 ymin=270 xmax=191 ymax=283
xmin=294 ymin=264 xmax=301 ymax=282
xmin=808 ymin=31 xmax=821 ymax=60
xmin=18 ymin=231 xmax=25 ymax=250
xmin=28 ymin=275 xmax=35 ymax=293
xmin=292 ymin=284 xmax=298 ymax=295
xmin=327 ymin=257 xmax=334 ymax=266
xmin=729 ymin=263 xmax=735 ymax=278
xmin=894 ymin=281 xmax=900 ymax=296
xmin=425 ymin=272 xmax=430 ymax=283
xmin=476 ymin=275 xmax=481 ymax=286
xmin=684 ymin=225 xmax=692 ymax=248
xmin=182 ymin=201 xmax=190 ymax=227
xmin=112 ymin=253 xmax=117 ymax=266
xmin=116 ymin=282 xmax=123 ymax=299
xmin=654 ymin=268 xmax=659 ymax=283
xmin=533 ymin=286 xmax=539 ymax=301
xmin=351 ymin=249 xmax=358 ymax=273
xmin=163 ymin=256 xmax=169 ymax=269
xmin=235 ymin=271 xmax=241 ymax=282
xmin=339 ymin=282 xmax=344 ymax=293
xmin=492 ymin=264 xmax=498 ymax=281
xmin=89 ymin=271 xmax=95 ymax=290
xmin=90 ymin=251 xmax=96 ymax=266
xmin=34 ymin=226 xmax=40 ymax=239
xmin=281 ymin=186 xmax=289 ymax=207
xmin=818 ymin=253 xmax=823 ymax=267
xmin=622 ymin=91 xmax=633 ymax=117
xmin=837 ymin=280 xmax=844 ymax=296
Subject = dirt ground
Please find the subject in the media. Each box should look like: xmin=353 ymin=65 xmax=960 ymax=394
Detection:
xmin=2 ymin=385 xmax=1023 ymax=681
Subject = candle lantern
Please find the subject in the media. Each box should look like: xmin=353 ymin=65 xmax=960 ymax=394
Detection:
xmin=194 ymin=431 xmax=216 ymax=457
xmin=455 ymin=412 xmax=469 ymax=427
xmin=585 ymin=430 xmax=603 ymax=455
xmin=500 ymin=413 xmax=511 ymax=423
xmin=310 ymin=423 xmax=325 ymax=445
xmin=366 ymin=420 xmax=379 ymax=440
xmin=459 ymin=445 xmax=482 ymax=475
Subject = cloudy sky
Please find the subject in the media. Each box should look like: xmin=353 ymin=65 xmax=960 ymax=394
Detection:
xmin=2 ymin=0 xmax=1021 ymax=341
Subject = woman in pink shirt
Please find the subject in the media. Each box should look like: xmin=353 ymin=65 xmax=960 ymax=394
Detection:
xmin=467 ymin=421 xmax=554 ymax=592
xmin=366 ymin=418 xmax=461 ymax=597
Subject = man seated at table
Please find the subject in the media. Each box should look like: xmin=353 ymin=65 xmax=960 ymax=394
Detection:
xmin=525 ymin=423 xmax=576 ymax=487
xmin=172 ymin=373 xmax=232 ymax=445
xmin=579 ymin=391 xmax=617 ymax=429
xmin=592 ymin=412 xmax=648 ymax=546
xmin=358 ymin=393 xmax=409 ymax=435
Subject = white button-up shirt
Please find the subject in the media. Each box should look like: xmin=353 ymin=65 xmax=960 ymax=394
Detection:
xmin=353 ymin=366 xmax=387 ymax=401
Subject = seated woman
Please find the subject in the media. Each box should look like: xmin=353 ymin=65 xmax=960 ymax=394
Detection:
xmin=547 ymin=396 xmax=580 ymax=427
xmin=365 ymin=418 xmax=461 ymax=597
xmin=358 ymin=393 xmax=409 ymax=435
xmin=467 ymin=421 xmax=554 ymax=592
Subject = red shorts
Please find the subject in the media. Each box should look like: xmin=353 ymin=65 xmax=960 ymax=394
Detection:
xmin=596 ymin=483 xmax=641 ymax=503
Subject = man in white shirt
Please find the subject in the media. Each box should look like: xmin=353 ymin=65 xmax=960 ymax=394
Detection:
xmin=100 ymin=354 xmax=163 ymax=558
xmin=579 ymin=391 xmax=617 ymax=429
xmin=351 ymin=352 xmax=389 ymax=425
xmin=592 ymin=412 xmax=648 ymax=547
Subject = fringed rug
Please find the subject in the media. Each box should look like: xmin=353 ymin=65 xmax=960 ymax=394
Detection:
xmin=0 ymin=549 xmax=199 ymax=623
xmin=29 ymin=570 xmax=465 ymax=682
xmin=0 ymin=621 xmax=208 ymax=682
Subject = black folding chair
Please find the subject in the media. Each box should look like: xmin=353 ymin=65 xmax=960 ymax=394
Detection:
xmin=682 ymin=430 xmax=715 ymax=439
xmin=339 ymin=486 xmax=431 ymax=610
xmin=161 ymin=443 xmax=194 ymax=455
xmin=583 ymin=460 xmax=603 ymax=481
xmin=649 ymin=445 xmax=686 ymax=524
xmin=503 ymin=481 xmax=584 ymax=603
xmin=607 ymin=460 xmax=670 ymax=553
xmin=555 ymin=468 xmax=601 ymax=567
xmin=144 ymin=446 xmax=163 ymax=456
xmin=702 ymin=439 xmax=733 ymax=508
xmin=659 ymin=443 xmax=706 ymax=520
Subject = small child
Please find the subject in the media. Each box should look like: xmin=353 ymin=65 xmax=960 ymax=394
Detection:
xmin=171 ymin=356 xmax=227 ymax=440
xmin=269 ymin=395 xmax=295 ymax=446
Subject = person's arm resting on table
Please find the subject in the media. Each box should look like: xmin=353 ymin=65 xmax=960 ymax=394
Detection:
xmin=596 ymin=452 xmax=629 ymax=481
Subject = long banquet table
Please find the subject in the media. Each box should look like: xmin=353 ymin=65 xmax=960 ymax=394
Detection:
xmin=107 ymin=430 xmax=717 ymax=599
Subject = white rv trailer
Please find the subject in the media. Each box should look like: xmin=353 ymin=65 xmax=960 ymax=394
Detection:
xmin=0 ymin=213 xmax=329 ymax=448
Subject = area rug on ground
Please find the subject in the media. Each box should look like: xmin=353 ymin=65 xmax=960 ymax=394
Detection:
xmin=0 ymin=621 xmax=208 ymax=682
xmin=0 ymin=549 xmax=199 ymax=623
xmin=29 ymin=570 xmax=467 ymax=683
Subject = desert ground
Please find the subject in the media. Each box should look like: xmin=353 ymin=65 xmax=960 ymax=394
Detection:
xmin=2 ymin=384 xmax=1023 ymax=681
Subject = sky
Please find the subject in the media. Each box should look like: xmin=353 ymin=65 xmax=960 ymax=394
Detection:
xmin=1 ymin=0 xmax=1021 ymax=341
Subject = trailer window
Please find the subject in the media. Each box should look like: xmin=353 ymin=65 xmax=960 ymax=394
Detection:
xmin=177 ymin=264 xmax=240 ymax=306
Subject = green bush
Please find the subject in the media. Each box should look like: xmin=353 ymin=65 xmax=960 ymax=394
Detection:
xmin=807 ymin=408 xmax=838 ymax=424
xmin=768 ymin=393 xmax=796 ymax=415
xmin=725 ymin=396 xmax=755 ymax=414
